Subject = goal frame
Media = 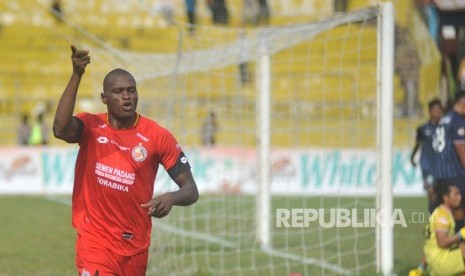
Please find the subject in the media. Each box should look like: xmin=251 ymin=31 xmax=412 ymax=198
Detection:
xmin=255 ymin=2 xmax=395 ymax=275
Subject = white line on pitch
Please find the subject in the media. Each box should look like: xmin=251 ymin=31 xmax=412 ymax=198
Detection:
xmin=154 ymin=222 xmax=351 ymax=275
xmin=155 ymin=222 xmax=351 ymax=274
xmin=154 ymin=221 xmax=238 ymax=248
xmin=261 ymin=246 xmax=352 ymax=275
xmin=45 ymin=196 xmax=351 ymax=274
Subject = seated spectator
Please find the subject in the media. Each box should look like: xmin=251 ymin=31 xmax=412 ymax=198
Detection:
xmin=17 ymin=114 xmax=31 ymax=146
xmin=28 ymin=113 xmax=49 ymax=146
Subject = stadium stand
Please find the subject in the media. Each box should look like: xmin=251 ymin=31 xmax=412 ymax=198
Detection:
xmin=0 ymin=0 xmax=430 ymax=147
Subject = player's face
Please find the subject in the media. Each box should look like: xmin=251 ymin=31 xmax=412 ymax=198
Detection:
xmin=429 ymin=105 xmax=443 ymax=123
xmin=101 ymin=74 xmax=138 ymax=122
xmin=445 ymin=186 xmax=462 ymax=209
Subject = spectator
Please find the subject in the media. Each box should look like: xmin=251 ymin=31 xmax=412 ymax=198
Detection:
xmin=201 ymin=111 xmax=218 ymax=146
xmin=334 ymin=0 xmax=349 ymax=14
xmin=416 ymin=0 xmax=439 ymax=44
xmin=185 ymin=0 xmax=197 ymax=34
xmin=242 ymin=0 xmax=259 ymax=26
xmin=257 ymin=0 xmax=270 ymax=25
xmin=425 ymin=0 xmax=439 ymax=44
xmin=28 ymin=113 xmax=49 ymax=146
xmin=238 ymin=30 xmax=251 ymax=86
xmin=207 ymin=0 xmax=229 ymax=25
xmin=51 ymin=0 xmax=63 ymax=23
xmin=158 ymin=0 xmax=175 ymax=26
xmin=17 ymin=114 xmax=31 ymax=146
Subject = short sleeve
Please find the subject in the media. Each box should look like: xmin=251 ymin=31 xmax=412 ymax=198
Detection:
xmin=451 ymin=117 xmax=465 ymax=144
xmin=434 ymin=208 xmax=451 ymax=232
xmin=158 ymin=129 xmax=184 ymax=170
xmin=75 ymin=112 xmax=93 ymax=144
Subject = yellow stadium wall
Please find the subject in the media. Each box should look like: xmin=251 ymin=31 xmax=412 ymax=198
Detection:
xmin=350 ymin=0 xmax=441 ymax=111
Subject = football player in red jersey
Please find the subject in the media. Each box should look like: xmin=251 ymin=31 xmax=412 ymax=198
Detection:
xmin=53 ymin=45 xmax=199 ymax=276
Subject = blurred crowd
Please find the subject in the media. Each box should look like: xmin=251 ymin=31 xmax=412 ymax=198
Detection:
xmin=153 ymin=0 xmax=271 ymax=30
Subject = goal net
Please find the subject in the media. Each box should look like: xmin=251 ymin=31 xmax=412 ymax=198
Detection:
xmin=86 ymin=6 xmax=391 ymax=275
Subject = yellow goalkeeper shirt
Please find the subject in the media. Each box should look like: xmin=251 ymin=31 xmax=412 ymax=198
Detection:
xmin=424 ymin=205 xmax=455 ymax=258
xmin=423 ymin=205 xmax=465 ymax=275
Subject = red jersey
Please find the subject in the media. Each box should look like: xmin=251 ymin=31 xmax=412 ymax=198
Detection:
xmin=73 ymin=112 xmax=185 ymax=256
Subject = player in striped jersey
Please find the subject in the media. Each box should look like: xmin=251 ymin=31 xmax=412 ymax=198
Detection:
xmin=433 ymin=91 xmax=465 ymax=231
xmin=411 ymin=99 xmax=444 ymax=213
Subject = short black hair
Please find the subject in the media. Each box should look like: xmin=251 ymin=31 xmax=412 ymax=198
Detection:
xmin=434 ymin=181 xmax=455 ymax=205
xmin=103 ymin=68 xmax=135 ymax=93
xmin=455 ymin=91 xmax=465 ymax=103
xmin=428 ymin=98 xmax=442 ymax=110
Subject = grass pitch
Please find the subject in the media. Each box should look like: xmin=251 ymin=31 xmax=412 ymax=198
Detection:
xmin=0 ymin=196 xmax=75 ymax=275
xmin=0 ymin=196 xmax=426 ymax=275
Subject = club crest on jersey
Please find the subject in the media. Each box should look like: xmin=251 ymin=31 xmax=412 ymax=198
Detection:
xmin=132 ymin=143 xmax=147 ymax=162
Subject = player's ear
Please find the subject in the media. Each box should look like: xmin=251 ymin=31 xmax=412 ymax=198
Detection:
xmin=101 ymin=92 xmax=107 ymax=104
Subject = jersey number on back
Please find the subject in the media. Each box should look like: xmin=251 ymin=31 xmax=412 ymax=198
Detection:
xmin=432 ymin=126 xmax=445 ymax=153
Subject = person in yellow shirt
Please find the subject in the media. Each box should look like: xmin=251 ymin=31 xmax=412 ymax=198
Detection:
xmin=28 ymin=113 xmax=49 ymax=146
xmin=424 ymin=181 xmax=465 ymax=275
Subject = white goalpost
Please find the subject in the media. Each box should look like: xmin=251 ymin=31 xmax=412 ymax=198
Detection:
xmin=377 ymin=2 xmax=394 ymax=275
xmin=84 ymin=3 xmax=395 ymax=275
xmin=256 ymin=3 xmax=395 ymax=275
xmin=257 ymin=42 xmax=272 ymax=250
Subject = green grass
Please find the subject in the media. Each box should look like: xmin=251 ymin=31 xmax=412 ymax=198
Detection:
xmin=0 ymin=196 xmax=427 ymax=275
xmin=0 ymin=196 xmax=75 ymax=275
xmin=149 ymin=196 xmax=428 ymax=275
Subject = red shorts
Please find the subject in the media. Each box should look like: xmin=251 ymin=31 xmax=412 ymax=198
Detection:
xmin=76 ymin=234 xmax=148 ymax=276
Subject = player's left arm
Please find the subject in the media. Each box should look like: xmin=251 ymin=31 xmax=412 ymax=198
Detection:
xmin=142 ymin=170 xmax=198 ymax=218
xmin=141 ymin=129 xmax=199 ymax=218
xmin=169 ymin=170 xmax=199 ymax=207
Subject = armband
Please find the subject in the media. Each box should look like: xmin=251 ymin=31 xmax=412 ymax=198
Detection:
xmin=167 ymin=152 xmax=191 ymax=179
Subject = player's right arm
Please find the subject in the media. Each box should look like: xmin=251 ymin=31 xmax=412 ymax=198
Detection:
xmin=53 ymin=45 xmax=90 ymax=143
xmin=410 ymin=141 xmax=420 ymax=167
xmin=455 ymin=143 xmax=465 ymax=169
xmin=452 ymin=119 xmax=465 ymax=168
